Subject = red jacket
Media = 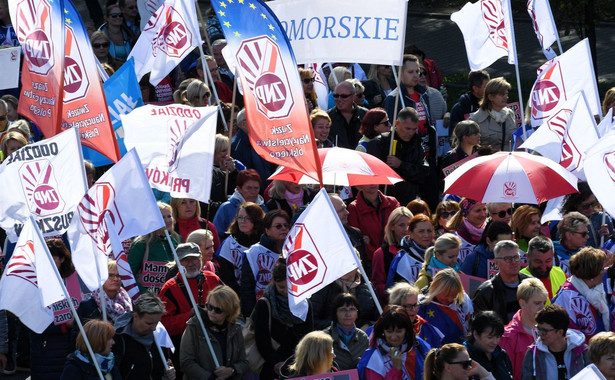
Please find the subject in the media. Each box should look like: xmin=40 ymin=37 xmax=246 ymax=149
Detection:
xmin=348 ymin=192 xmax=400 ymax=261
xmin=371 ymin=244 xmax=400 ymax=305
xmin=158 ymin=271 xmax=220 ymax=337
xmin=499 ymin=309 xmax=534 ymax=380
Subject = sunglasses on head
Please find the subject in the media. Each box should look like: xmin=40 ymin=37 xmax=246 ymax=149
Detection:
xmin=93 ymin=42 xmax=110 ymax=49
xmin=449 ymin=359 xmax=473 ymax=370
xmin=495 ymin=208 xmax=513 ymax=218
xmin=302 ymin=77 xmax=315 ymax=84
xmin=333 ymin=93 xmax=352 ymax=99
xmin=205 ymin=303 xmax=223 ymax=314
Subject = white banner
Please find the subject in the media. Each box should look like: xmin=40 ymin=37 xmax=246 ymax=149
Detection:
xmin=122 ymin=104 xmax=217 ymax=203
xmin=0 ymin=47 xmax=20 ymax=90
xmin=527 ymin=0 xmax=558 ymax=59
xmin=529 ymin=39 xmax=601 ymax=128
xmin=596 ymin=109 xmax=615 ymax=138
xmin=0 ymin=128 xmax=87 ymax=242
xmin=268 ymin=0 xmax=408 ymax=65
xmin=585 ymin=132 xmax=615 ymax=220
xmin=451 ymin=0 xmax=516 ymax=70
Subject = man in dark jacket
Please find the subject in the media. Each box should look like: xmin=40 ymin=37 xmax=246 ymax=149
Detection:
xmin=366 ymin=107 xmax=430 ymax=206
xmin=449 ymin=70 xmax=490 ymax=137
xmin=328 ymin=81 xmax=368 ymax=149
xmin=472 ymin=240 xmax=531 ymax=324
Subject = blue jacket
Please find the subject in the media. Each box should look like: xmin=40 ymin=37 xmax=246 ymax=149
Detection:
xmin=460 ymin=243 xmax=495 ymax=279
xmin=230 ymin=129 xmax=272 ymax=192
xmin=213 ymin=189 xmax=267 ymax=242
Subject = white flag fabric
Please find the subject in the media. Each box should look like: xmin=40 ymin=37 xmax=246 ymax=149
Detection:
xmin=526 ymin=0 xmax=558 ymax=59
xmin=138 ymin=0 xmax=164 ymax=31
xmin=451 ymin=0 xmax=515 ymax=70
xmin=521 ymin=92 xmax=599 ymax=181
xmin=584 ymin=131 xmax=615 ymax=219
xmin=596 ymin=109 xmax=615 ymax=138
xmin=106 ymin=214 xmax=141 ymax=301
xmin=282 ymin=189 xmax=358 ymax=320
xmin=0 ymin=128 xmax=87 ymax=242
xmin=529 ymin=39 xmax=601 ymax=129
xmin=154 ymin=322 xmax=175 ymax=352
xmin=0 ymin=218 xmax=53 ymax=333
xmin=122 ymin=104 xmax=217 ymax=203
xmin=129 ymin=0 xmax=200 ymax=86
xmin=0 ymin=47 xmax=20 ymax=90
xmin=305 ymin=63 xmax=330 ymax=111
xmin=540 ymin=196 xmax=564 ymax=224
xmin=67 ymin=149 xmax=165 ymax=291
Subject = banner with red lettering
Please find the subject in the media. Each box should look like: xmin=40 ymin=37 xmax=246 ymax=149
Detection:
xmin=211 ymin=0 xmax=322 ymax=184
xmin=60 ymin=0 xmax=120 ymax=162
xmin=9 ymin=0 xmax=65 ymax=136
xmin=122 ymin=104 xmax=217 ymax=203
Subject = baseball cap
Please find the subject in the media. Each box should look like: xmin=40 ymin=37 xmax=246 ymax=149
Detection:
xmin=176 ymin=242 xmax=201 ymax=261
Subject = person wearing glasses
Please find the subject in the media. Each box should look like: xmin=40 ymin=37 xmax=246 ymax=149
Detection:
xmin=321 ymin=294 xmax=369 ymax=371
xmin=553 ymin=247 xmax=610 ymax=344
xmin=438 ymin=120 xmax=481 ymax=192
xmin=432 ymin=201 xmax=460 ymax=238
xmin=521 ymin=304 xmax=589 ymax=380
xmin=472 ymin=240 xmax=531 ymax=324
xmin=98 ymin=4 xmax=135 ymax=62
xmin=358 ymin=305 xmax=430 ymax=380
xmin=552 ymin=211 xmax=590 ymax=276
xmin=461 ymin=221 xmax=513 ymax=279
xmin=356 ymin=107 xmax=391 ymax=153
xmin=299 ymin=68 xmax=318 ymax=112
xmin=120 ymin=0 xmax=140 ymax=37
xmin=465 ymin=311 xmax=513 ymax=380
xmin=519 ymin=236 xmax=566 ymax=302
xmin=90 ymin=30 xmax=122 ymax=72
xmin=559 ymin=182 xmax=613 ymax=249
xmin=424 ymin=343 xmax=495 ymax=380
xmin=310 ymin=109 xmax=334 ymax=148
xmin=500 ymin=278 xmax=549 ymax=380
xmin=511 ymin=205 xmax=543 ymax=253
xmin=487 ymin=203 xmax=513 ymax=225
xmin=181 ymin=285 xmax=248 ymax=380
xmin=240 ymin=210 xmax=290 ymax=317
xmin=185 ymin=79 xmax=211 ymax=107
xmin=78 ymin=260 xmax=132 ymax=324
xmin=327 ymin=80 xmax=367 ymax=149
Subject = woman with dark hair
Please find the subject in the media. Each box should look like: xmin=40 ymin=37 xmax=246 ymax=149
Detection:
xmin=217 ymin=202 xmax=265 ymax=294
xmin=432 ymin=201 xmax=460 ymax=238
xmin=438 ymin=120 xmax=481 ymax=191
xmin=97 ymin=3 xmax=135 ymax=62
xmin=356 ymin=107 xmax=391 ymax=152
xmin=357 ymin=305 xmax=430 ymax=380
xmin=423 ymin=343 xmax=495 ymax=380
xmin=460 ymin=221 xmax=513 ymax=279
xmin=253 ymin=259 xmax=313 ymax=380
xmin=240 ymin=210 xmax=290 ymax=317
xmin=465 ymin=311 xmax=513 ymax=380
xmin=447 ymin=198 xmax=488 ymax=264
xmin=322 ymin=293 xmax=369 ymax=371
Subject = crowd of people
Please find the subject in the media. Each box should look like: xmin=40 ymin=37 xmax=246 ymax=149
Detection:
xmin=1 ymin=1 xmax=615 ymax=380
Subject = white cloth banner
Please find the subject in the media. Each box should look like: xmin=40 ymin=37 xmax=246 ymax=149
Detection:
xmin=67 ymin=149 xmax=165 ymax=291
xmin=585 ymin=131 xmax=615 ymax=220
xmin=282 ymin=189 xmax=358 ymax=320
xmin=0 ymin=47 xmax=20 ymax=90
xmin=122 ymin=104 xmax=217 ymax=203
xmin=305 ymin=63 xmax=330 ymax=110
xmin=154 ymin=322 xmax=175 ymax=352
xmin=529 ymin=39 xmax=601 ymax=128
xmin=596 ymin=109 xmax=615 ymax=138
xmin=0 ymin=128 xmax=87 ymax=242
xmin=106 ymin=213 xmax=141 ymax=301
xmin=129 ymin=0 xmax=200 ymax=85
xmin=0 ymin=218 xmax=54 ymax=333
xmin=268 ymin=0 xmax=408 ymax=65
xmin=451 ymin=0 xmax=516 ymax=70
xmin=526 ymin=0 xmax=558 ymax=59
xmin=138 ymin=0 xmax=163 ymax=31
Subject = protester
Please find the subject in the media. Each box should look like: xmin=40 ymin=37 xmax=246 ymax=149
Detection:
xmin=486 ymin=203 xmax=513 ymax=225
xmin=281 ymin=331 xmax=336 ymax=378
xmin=184 ymin=229 xmax=218 ymax=275
xmin=119 ymin=0 xmax=139 ymax=36
xmin=231 ymin=111 xmax=272 ymax=191
xmin=98 ymin=3 xmax=135 ymax=62
xmin=553 ymin=247 xmax=610 ymax=343
xmin=465 ymin=311 xmax=513 ymax=380
xmin=300 ymin=68 xmax=318 ymax=112
xmin=418 ymin=64 xmax=448 ymax=126
xmin=585 ymin=332 xmax=615 ymax=380
xmin=460 ymin=221 xmax=513 ymax=279
xmin=423 ymin=343 xmax=496 ymax=380
xmin=329 ymin=193 xmax=368 ymax=266
xmin=416 ymin=233 xmax=462 ymax=289
xmin=207 ymin=134 xmax=238 ymax=219
xmin=194 ymin=56 xmax=233 ymax=104
xmin=266 ymin=180 xmax=313 ymax=218
xmin=356 ymin=107 xmax=391 ymax=152
xmin=407 ymin=199 xmax=431 ymax=218
xmin=418 ymin=268 xmax=473 ymax=345
xmin=553 ymin=211 xmax=590 ymax=275
xmin=180 ymin=285 xmax=248 ymax=380
xmin=322 ymin=293 xmax=369 ymax=371
xmin=326 ymin=66 xmax=352 ymax=109
xmin=511 ymin=205 xmax=542 ymax=253
xmin=60 ymin=320 xmax=120 ymax=380
xmin=78 ymin=260 xmax=132 ymax=324
xmin=327 ymin=80 xmax=367 ymax=149
xmin=432 ymin=201 xmax=460 ymax=237
xmin=1 ymin=94 xmax=18 ymax=122
xmin=519 ymin=236 xmax=566 ymax=302
xmin=603 ymin=87 xmax=615 ymax=115
xmin=310 ymin=109 xmax=334 ymax=148
xmin=170 ymin=197 xmax=219 ymax=249
xmin=240 ymin=210 xmax=290 ymax=316
xmin=0 ymin=99 xmax=8 ymax=138
xmin=447 ymin=198 xmax=488 ymax=263
xmin=1 ymin=130 xmax=27 ymax=161
xmin=253 ymin=259 xmax=313 ymax=380
xmin=469 ymin=77 xmax=516 ymax=151
xmin=500 ymin=278 xmax=549 ymax=380
xmin=449 ymin=70 xmax=490 ymax=139
xmin=129 ymin=202 xmax=181 ymax=294
xmin=211 ymin=39 xmax=234 ymax=90
xmin=113 ymin=293 xmax=175 ymax=380
xmin=363 ymin=65 xmax=396 ymax=109
xmin=358 ymin=305 xmax=429 ymax=380
xmin=521 ymin=304 xmax=589 ymax=379
xmin=0 ymin=0 xmax=18 ymax=47
xmin=90 ymin=30 xmax=122 ymax=72
xmin=185 ymin=80 xmax=211 ymax=107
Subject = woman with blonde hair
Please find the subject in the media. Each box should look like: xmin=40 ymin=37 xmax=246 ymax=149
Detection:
xmin=418 ymin=268 xmax=473 ymax=345
xmin=299 ymin=68 xmax=318 ymax=112
xmin=181 ymin=285 xmax=248 ymax=379
xmin=310 ymin=109 xmax=334 ymax=148
xmin=469 ymin=77 xmax=516 ymax=151
xmin=78 ymin=260 xmax=133 ymax=323
xmin=173 ymin=78 xmax=196 ymax=104
xmin=603 ymin=87 xmax=615 ymax=115
xmin=185 ymin=79 xmax=211 ymax=107
xmin=423 ymin=343 xmax=495 ymax=380
xmin=266 ymin=180 xmax=313 ymax=217
xmin=170 ymin=197 xmax=220 ymax=248
xmin=281 ymin=331 xmax=336 ymax=378
xmin=415 ymin=233 xmax=462 ymax=289
xmin=1 ymin=130 xmax=27 ymax=161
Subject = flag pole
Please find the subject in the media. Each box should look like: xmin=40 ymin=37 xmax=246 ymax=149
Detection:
xmin=163 ymin=229 xmax=219 ymax=367
xmin=225 ymin=79 xmax=239 ymax=196
xmin=505 ymin=0 xmax=527 ymax=143
xmin=32 ymin=216 xmax=105 ymax=380
xmin=153 ymin=334 xmax=170 ymax=372
xmin=384 ymin=64 xmax=404 ymax=195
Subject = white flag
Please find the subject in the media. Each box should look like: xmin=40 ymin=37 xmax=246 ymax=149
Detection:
xmin=282 ymin=189 xmax=358 ymax=320
xmin=596 ymin=109 xmax=615 ymax=138
xmin=306 ymin=63 xmax=330 ymax=111
xmin=154 ymin=322 xmax=175 ymax=352
xmin=0 ymin=128 xmax=87 ymax=242
xmin=527 ymin=0 xmax=558 ymax=59
xmin=138 ymin=0 xmax=164 ymax=31
xmin=584 ymin=131 xmax=615 ymax=219
xmin=106 ymin=214 xmax=141 ymax=301
xmin=122 ymin=104 xmax=217 ymax=203
xmin=451 ymin=0 xmax=515 ymax=70
xmin=521 ymin=92 xmax=599 ymax=181
xmin=529 ymin=39 xmax=601 ymax=129
xmin=67 ymin=149 xmax=165 ymax=291
xmin=0 ymin=218 xmax=54 ymax=333
xmin=129 ymin=0 xmax=200 ymax=85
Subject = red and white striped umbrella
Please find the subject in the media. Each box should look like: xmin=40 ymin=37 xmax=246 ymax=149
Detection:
xmin=268 ymin=147 xmax=403 ymax=186
xmin=444 ymin=151 xmax=578 ymax=204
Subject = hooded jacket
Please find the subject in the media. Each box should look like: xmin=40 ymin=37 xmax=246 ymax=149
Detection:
xmin=499 ymin=309 xmax=535 ymax=380
xmin=465 ymin=338 xmax=513 ymax=380
xmin=521 ymin=329 xmax=589 ymax=380
xmin=460 ymin=243 xmax=495 ymax=279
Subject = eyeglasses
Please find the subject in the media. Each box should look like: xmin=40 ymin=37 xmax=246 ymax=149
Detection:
xmin=302 ymin=77 xmax=315 ymax=84
xmin=580 ymin=201 xmax=597 ymax=210
xmin=337 ymin=307 xmax=358 ymax=315
xmin=570 ymin=231 xmax=589 ymax=238
xmin=205 ymin=303 xmax=223 ymax=314
xmin=440 ymin=211 xmax=454 ymax=218
xmin=273 ymin=223 xmax=290 ymax=230
xmin=495 ymin=208 xmax=513 ymax=218
xmin=402 ymin=303 xmax=419 ymax=311
xmin=109 ymin=12 xmax=123 ymax=18
xmin=534 ymin=325 xmax=556 ymax=335
xmin=378 ymin=119 xmax=391 ymax=126
xmin=448 ymin=359 xmax=473 ymax=370
xmin=237 ymin=216 xmax=252 ymax=222
xmin=496 ymin=255 xmax=521 ymax=263
xmin=93 ymin=42 xmax=110 ymax=49
xmin=333 ymin=93 xmax=352 ymax=99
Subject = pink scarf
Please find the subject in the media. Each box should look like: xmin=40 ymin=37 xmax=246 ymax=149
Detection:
xmin=92 ymin=287 xmax=133 ymax=322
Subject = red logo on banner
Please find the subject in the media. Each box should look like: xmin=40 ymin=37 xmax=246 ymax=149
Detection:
xmin=77 ymin=183 xmax=124 ymax=256
xmin=63 ymin=24 xmax=90 ymax=102
xmin=503 ymin=181 xmax=517 ymax=197
xmin=287 ymin=249 xmax=319 ymax=285
xmin=167 ymin=119 xmax=189 ymax=172
xmin=286 ymin=224 xmax=327 ymax=297
xmin=481 ymin=0 xmax=507 ymax=50
xmin=5 ymin=241 xmax=37 ymax=286
xmin=19 ymin=160 xmax=66 ymax=216
xmin=23 ymin=30 xmax=52 ymax=71
xmin=560 ymin=133 xmax=582 ymax=172
xmin=531 ymin=80 xmax=560 ymax=113
xmin=149 ymin=6 xmax=193 ymax=58
xmin=545 ymin=108 xmax=572 ymax=139
xmin=604 ymin=151 xmax=615 ymax=183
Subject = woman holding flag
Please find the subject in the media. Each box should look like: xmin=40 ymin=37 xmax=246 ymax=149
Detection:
xmin=78 ymin=260 xmax=132 ymax=324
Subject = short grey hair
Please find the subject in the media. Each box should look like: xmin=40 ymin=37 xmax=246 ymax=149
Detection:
xmin=134 ymin=291 xmax=165 ymax=316
xmin=494 ymin=240 xmax=519 ymax=257
xmin=527 ymin=235 xmax=554 ymax=256
xmin=558 ymin=211 xmax=589 ymax=236
xmin=334 ymin=81 xmax=355 ymax=95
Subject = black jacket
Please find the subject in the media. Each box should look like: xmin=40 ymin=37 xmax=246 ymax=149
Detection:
xmin=472 ymin=272 xmax=531 ymax=325
xmin=465 ymin=339 xmax=513 ymax=380
xmin=327 ymin=104 xmax=368 ymax=149
xmin=310 ymin=280 xmax=379 ymax=330
xmin=60 ymin=352 xmax=122 ymax=380
xmin=449 ymin=92 xmax=481 ymax=137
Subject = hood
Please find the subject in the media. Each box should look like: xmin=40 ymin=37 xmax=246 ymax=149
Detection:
xmin=114 ymin=311 xmax=154 ymax=347
xmin=229 ymin=188 xmax=265 ymax=207
xmin=534 ymin=329 xmax=586 ymax=353
xmin=475 ymin=243 xmax=494 ymax=259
